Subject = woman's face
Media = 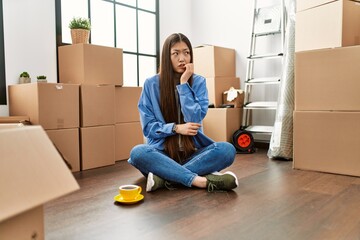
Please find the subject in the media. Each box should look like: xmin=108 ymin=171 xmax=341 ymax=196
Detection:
xmin=170 ymin=41 xmax=191 ymax=73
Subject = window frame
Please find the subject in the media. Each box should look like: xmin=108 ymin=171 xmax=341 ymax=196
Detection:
xmin=55 ymin=0 xmax=160 ymax=87
xmin=0 ymin=0 xmax=6 ymax=105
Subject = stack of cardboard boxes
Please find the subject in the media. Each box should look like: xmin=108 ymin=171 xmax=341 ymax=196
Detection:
xmin=9 ymin=43 xmax=143 ymax=172
xmin=58 ymin=44 xmax=120 ymax=171
xmin=193 ymin=45 xmax=243 ymax=142
xmin=293 ymin=0 xmax=360 ymax=176
xmin=9 ymin=83 xmax=81 ymax=171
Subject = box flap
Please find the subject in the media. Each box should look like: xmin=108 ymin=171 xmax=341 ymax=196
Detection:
xmin=0 ymin=116 xmax=30 ymax=124
xmin=0 ymin=126 xmax=79 ymax=222
xmin=194 ymin=44 xmax=213 ymax=49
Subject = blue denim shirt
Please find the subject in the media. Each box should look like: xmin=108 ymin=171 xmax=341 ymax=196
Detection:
xmin=138 ymin=74 xmax=214 ymax=150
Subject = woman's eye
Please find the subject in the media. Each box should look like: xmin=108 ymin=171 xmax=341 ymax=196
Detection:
xmin=172 ymin=52 xmax=178 ymax=56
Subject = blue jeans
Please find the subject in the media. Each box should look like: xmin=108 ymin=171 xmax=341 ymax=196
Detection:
xmin=128 ymin=142 xmax=236 ymax=187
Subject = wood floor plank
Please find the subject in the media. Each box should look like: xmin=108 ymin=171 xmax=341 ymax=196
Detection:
xmin=44 ymin=148 xmax=360 ymax=240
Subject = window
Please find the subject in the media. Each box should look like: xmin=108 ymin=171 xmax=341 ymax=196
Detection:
xmin=0 ymin=0 xmax=6 ymax=105
xmin=55 ymin=0 xmax=159 ymax=87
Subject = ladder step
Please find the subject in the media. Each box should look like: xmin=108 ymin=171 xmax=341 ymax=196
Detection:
xmin=254 ymin=5 xmax=282 ymax=35
xmin=254 ymin=30 xmax=281 ymax=37
xmin=248 ymin=53 xmax=283 ymax=60
xmin=246 ymin=77 xmax=280 ymax=85
xmin=244 ymin=101 xmax=277 ymax=109
xmin=245 ymin=125 xmax=274 ymax=134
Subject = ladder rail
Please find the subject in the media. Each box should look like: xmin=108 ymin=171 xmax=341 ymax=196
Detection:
xmin=242 ymin=0 xmax=286 ymax=136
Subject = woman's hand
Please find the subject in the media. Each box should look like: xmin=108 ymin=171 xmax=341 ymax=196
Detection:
xmin=175 ymin=122 xmax=201 ymax=136
xmin=180 ymin=63 xmax=194 ymax=84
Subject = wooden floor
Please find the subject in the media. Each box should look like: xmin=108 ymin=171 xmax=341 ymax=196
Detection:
xmin=44 ymin=148 xmax=360 ymax=240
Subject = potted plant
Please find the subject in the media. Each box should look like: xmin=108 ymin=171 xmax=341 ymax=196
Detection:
xmin=37 ymin=75 xmax=47 ymax=83
xmin=68 ymin=17 xmax=91 ymax=44
xmin=19 ymin=71 xmax=31 ymax=84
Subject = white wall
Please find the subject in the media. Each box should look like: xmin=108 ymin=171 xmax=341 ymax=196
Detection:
xmin=0 ymin=0 xmax=57 ymax=116
xmin=160 ymin=0 xmax=278 ymax=86
xmin=159 ymin=0 xmax=192 ymax=49
xmin=191 ymin=0 xmax=253 ymax=86
xmin=160 ymin=0 xmax=280 ymax=126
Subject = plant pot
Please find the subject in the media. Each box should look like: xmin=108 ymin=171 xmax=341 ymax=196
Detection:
xmin=71 ymin=29 xmax=90 ymax=44
xmin=37 ymin=79 xmax=47 ymax=83
xmin=19 ymin=77 xmax=31 ymax=84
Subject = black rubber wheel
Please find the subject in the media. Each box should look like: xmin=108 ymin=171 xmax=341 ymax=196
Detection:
xmin=232 ymin=129 xmax=255 ymax=153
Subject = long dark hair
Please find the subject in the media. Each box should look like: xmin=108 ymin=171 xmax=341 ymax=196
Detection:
xmin=159 ymin=33 xmax=195 ymax=163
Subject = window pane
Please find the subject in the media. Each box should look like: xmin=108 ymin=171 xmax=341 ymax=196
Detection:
xmin=123 ymin=53 xmax=138 ymax=86
xmin=61 ymin=0 xmax=88 ymax=44
xmin=116 ymin=6 xmax=136 ymax=52
xmin=115 ymin=0 xmax=135 ymax=7
xmin=138 ymin=11 xmax=156 ymax=55
xmin=138 ymin=0 xmax=155 ymax=12
xmin=90 ymin=0 xmax=114 ymax=47
xmin=139 ymin=56 xmax=156 ymax=87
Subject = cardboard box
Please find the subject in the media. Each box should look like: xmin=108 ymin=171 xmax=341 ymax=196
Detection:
xmin=193 ymin=45 xmax=236 ymax=78
xmin=0 ymin=206 xmax=43 ymax=240
xmin=0 ymin=126 xmax=79 ymax=239
xmin=222 ymin=88 xmax=244 ymax=108
xmin=9 ymin=83 xmax=79 ymax=130
xmin=58 ymin=44 xmax=123 ymax=86
xmin=295 ymin=0 xmax=360 ymax=52
xmin=80 ymin=125 xmax=115 ymax=170
xmin=203 ymin=108 xmax=242 ymax=143
xmin=46 ymin=128 xmax=80 ymax=172
xmin=115 ymin=122 xmax=144 ymax=161
xmin=206 ymin=77 xmax=240 ymax=107
xmin=293 ymin=111 xmax=360 ymax=177
xmin=115 ymin=86 xmax=141 ymax=123
xmin=295 ymin=46 xmax=360 ymax=111
xmin=80 ymin=84 xmax=115 ymax=127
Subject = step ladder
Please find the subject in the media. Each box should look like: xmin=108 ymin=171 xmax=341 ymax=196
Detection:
xmin=242 ymin=0 xmax=286 ymax=141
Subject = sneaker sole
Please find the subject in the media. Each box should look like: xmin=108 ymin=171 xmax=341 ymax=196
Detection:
xmin=146 ymin=172 xmax=155 ymax=192
xmin=211 ymin=171 xmax=239 ymax=187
